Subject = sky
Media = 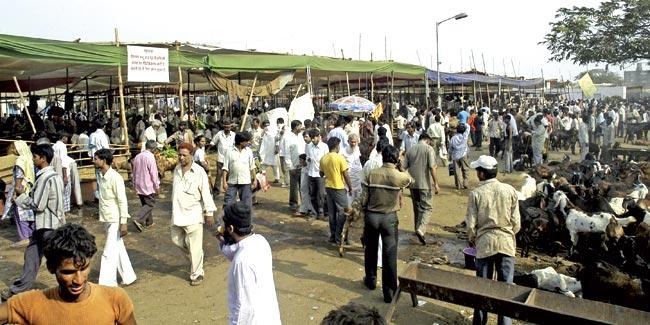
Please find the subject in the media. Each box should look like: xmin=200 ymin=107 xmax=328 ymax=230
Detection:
xmin=0 ymin=0 xmax=621 ymax=80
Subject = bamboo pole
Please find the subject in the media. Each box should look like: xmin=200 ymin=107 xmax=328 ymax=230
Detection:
xmin=345 ymin=72 xmax=351 ymax=96
xmin=390 ymin=71 xmax=395 ymax=103
xmin=293 ymin=84 xmax=303 ymax=101
xmin=327 ymin=76 xmax=331 ymax=101
xmin=424 ymin=73 xmax=429 ymax=109
xmin=481 ymin=53 xmax=491 ymax=107
xmin=370 ymin=73 xmax=374 ymax=102
xmin=115 ymin=28 xmax=130 ymax=148
xmin=176 ymin=42 xmax=184 ymax=119
xmin=240 ymin=74 xmax=258 ymax=132
xmin=12 ymin=77 xmax=36 ymax=134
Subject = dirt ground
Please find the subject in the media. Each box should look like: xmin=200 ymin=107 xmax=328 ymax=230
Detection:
xmin=0 ymin=143 xmax=611 ymax=324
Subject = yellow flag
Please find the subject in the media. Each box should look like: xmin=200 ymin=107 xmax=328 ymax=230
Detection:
xmin=578 ymin=73 xmax=597 ymax=97
xmin=371 ymin=102 xmax=383 ymax=120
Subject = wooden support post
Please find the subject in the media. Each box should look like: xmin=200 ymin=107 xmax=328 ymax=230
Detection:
xmin=85 ymin=77 xmax=90 ymax=117
xmin=370 ymin=73 xmax=374 ymax=102
xmin=115 ymin=28 xmax=130 ymax=148
xmin=390 ymin=71 xmax=395 ymax=104
xmin=176 ymin=42 xmax=184 ymax=119
xmin=240 ymin=74 xmax=258 ymax=132
xmin=345 ymin=72 xmax=351 ymax=96
xmin=293 ymin=84 xmax=303 ymax=101
xmin=424 ymin=73 xmax=429 ymax=109
xmin=327 ymin=76 xmax=331 ymax=101
xmin=12 ymin=77 xmax=36 ymax=134
xmin=108 ymin=76 xmax=113 ymax=112
xmin=187 ymin=70 xmax=191 ymax=111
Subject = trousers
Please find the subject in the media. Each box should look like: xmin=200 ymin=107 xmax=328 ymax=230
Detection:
xmin=326 ymin=188 xmax=348 ymax=243
xmin=224 ymin=184 xmax=253 ymax=207
xmin=364 ymin=211 xmax=398 ymax=303
xmin=453 ymin=156 xmax=469 ymax=189
xmin=289 ymin=168 xmax=301 ymax=210
xmin=136 ymin=194 xmax=156 ymax=225
xmin=308 ymin=176 xmax=325 ymax=216
xmin=10 ymin=228 xmax=53 ymax=294
xmin=299 ymin=169 xmax=314 ymax=214
xmin=98 ymin=223 xmax=137 ymax=287
xmin=410 ymin=189 xmax=432 ymax=235
xmin=171 ymin=223 xmax=204 ymax=281
xmin=473 ymin=253 xmax=515 ymax=325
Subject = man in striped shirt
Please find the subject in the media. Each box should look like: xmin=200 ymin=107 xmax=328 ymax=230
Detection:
xmin=2 ymin=144 xmax=65 ymax=301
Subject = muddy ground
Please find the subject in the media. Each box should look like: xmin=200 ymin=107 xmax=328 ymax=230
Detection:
xmin=0 ymin=144 xmax=620 ymax=324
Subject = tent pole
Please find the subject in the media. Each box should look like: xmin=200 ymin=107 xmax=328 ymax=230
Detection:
xmin=327 ymin=76 xmax=331 ymax=102
xmin=115 ymin=28 xmax=130 ymax=148
xmin=390 ymin=71 xmax=394 ymax=104
xmin=142 ymin=82 xmax=146 ymax=115
xmin=85 ymin=78 xmax=90 ymax=118
xmin=187 ymin=70 xmax=191 ymax=111
xmin=424 ymin=73 xmax=429 ymax=109
xmin=346 ymin=72 xmax=350 ymax=96
xmin=498 ymin=79 xmax=502 ymax=107
xmin=370 ymin=73 xmax=374 ymax=102
xmin=240 ymin=74 xmax=258 ymax=132
xmin=176 ymin=42 xmax=184 ymax=120
xmin=12 ymin=77 xmax=36 ymax=134
xmin=293 ymin=84 xmax=303 ymax=101
xmin=108 ymin=76 xmax=113 ymax=112
xmin=481 ymin=53 xmax=491 ymax=107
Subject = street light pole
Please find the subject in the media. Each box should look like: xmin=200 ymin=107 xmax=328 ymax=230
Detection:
xmin=436 ymin=12 xmax=468 ymax=109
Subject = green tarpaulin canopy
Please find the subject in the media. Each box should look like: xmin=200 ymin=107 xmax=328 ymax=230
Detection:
xmin=0 ymin=33 xmax=428 ymax=93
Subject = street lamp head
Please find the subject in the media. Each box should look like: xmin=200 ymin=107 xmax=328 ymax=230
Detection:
xmin=454 ymin=13 xmax=468 ymax=20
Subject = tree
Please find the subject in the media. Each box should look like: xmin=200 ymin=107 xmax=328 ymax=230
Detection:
xmin=575 ymin=69 xmax=623 ymax=85
xmin=542 ymin=0 xmax=650 ymax=66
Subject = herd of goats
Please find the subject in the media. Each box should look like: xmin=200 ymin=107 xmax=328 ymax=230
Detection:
xmin=512 ymin=153 xmax=650 ymax=311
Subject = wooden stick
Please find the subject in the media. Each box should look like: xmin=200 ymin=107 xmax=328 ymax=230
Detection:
xmin=12 ymin=77 xmax=36 ymax=134
xmin=424 ymin=73 xmax=429 ymax=109
xmin=370 ymin=72 xmax=374 ymax=102
xmin=390 ymin=71 xmax=395 ymax=104
xmin=345 ymin=72 xmax=351 ymax=96
xmin=176 ymin=42 xmax=184 ymax=119
xmin=240 ymin=74 xmax=258 ymax=132
xmin=481 ymin=53 xmax=491 ymax=107
xmin=115 ymin=28 xmax=130 ymax=148
xmin=293 ymin=84 xmax=303 ymax=101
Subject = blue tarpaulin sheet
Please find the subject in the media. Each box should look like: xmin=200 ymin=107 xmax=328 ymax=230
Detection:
xmin=426 ymin=70 xmax=543 ymax=88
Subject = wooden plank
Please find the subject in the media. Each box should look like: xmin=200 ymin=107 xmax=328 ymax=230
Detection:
xmin=393 ymin=263 xmax=650 ymax=325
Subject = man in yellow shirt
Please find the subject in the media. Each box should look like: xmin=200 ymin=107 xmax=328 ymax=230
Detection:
xmin=319 ymin=137 xmax=352 ymax=244
xmin=0 ymin=223 xmax=137 ymax=324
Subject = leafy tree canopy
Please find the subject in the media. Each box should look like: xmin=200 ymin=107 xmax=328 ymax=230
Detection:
xmin=575 ymin=69 xmax=623 ymax=85
xmin=542 ymin=0 xmax=649 ymax=66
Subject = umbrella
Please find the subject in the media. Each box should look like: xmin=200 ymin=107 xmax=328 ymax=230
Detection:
xmin=328 ymin=95 xmax=376 ymax=112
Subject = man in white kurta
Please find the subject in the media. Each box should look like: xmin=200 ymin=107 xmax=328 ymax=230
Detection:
xmin=259 ymin=123 xmax=280 ymax=182
xmin=94 ymin=149 xmax=137 ymax=287
xmin=211 ymin=120 xmax=235 ymax=195
xmin=219 ymin=202 xmax=281 ymax=325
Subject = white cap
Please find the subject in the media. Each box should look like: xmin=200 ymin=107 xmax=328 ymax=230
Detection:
xmin=469 ymin=155 xmax=498 ymax=170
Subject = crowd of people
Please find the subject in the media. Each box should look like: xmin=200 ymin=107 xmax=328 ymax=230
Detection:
xmin=0 ymin=94 xmax=648 ymax=324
